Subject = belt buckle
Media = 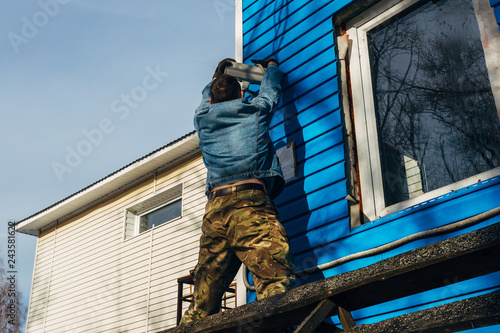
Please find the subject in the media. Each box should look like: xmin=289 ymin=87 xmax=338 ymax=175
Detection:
xmin=208 ymin=187 xmax=225 ymax=200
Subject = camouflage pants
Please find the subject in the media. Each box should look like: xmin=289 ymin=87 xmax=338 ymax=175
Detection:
xmin=179 ymin=188 xmax=295 ymax=325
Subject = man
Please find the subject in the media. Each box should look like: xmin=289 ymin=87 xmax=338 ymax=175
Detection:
xmin=179 ymin=58 xmax=295 ymax=325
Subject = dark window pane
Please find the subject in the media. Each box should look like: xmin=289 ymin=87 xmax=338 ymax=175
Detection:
xmin=367 ymin=0 xmax=500 ymax=206
xmin=139 ymin=198 xmax=182 ymax=232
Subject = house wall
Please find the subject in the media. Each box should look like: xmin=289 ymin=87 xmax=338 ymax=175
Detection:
xmin=26 ymin=154 xmax=207 ymax=332
xmin=242 ymin=0 xmax=500 ymax=329
xmin=494 ymin=0 xmax=500 ymax=29
xmin=243 ymin=0 xmax=351 ymax=288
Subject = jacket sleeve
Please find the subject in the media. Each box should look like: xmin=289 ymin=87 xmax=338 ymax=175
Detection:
xmin=251 ymin=64 xmax=284 ymax=111
xmin=195 ymin=80 xmax=213 ymax=115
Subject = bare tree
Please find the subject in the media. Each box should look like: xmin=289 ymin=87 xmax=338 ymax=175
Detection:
xmin=366 ymin=0 xmax=500 ymax=205
xmin=1 ymin=258 xmax=27 ymax=333
xmin=418 ymin=34 xmax=500 ymax=178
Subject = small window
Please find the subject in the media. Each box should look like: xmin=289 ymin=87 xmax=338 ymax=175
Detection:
xmin=124 ymin=184 xmax=182 ymax=239
xmin=343 ymin=0 xmax=500 ymax=221
xmin=137 ymin=197 xmax=182 ymax=233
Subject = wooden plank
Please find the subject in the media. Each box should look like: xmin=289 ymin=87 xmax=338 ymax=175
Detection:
xmin=338 ymin=305 xmax=356 ymax=330
xmin=342 ymin=243 xmax=500 ymax=311
xmin=346 ymin=289 xmax=500 ymax=333
xmin=295 ymin=299 xmax=337 ymax=333
xmin=163 ymin=223 xmax=500 ymax=333
xmin=334 ymin=295 xmax=356 ymax=330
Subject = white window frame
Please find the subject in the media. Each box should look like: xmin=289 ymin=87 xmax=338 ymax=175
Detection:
xmin=344 ymin=0 xmax=500 ymax=221
xmin=135 ymin=195 xmax=182 ymax=235
xmin=123 ymin=183 xmax=183 ymax=240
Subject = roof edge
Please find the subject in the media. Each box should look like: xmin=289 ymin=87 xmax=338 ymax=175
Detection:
xmin=17 ymin=131 xmax=199 ymax=236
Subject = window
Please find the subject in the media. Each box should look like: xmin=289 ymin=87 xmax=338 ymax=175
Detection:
xmin=124 ymin=184 xmax=182 ymax=239
xmin=343 ymin=0 xmax=500 ymax=221
xmin=137 ymin=197 xmax=182 ymax=233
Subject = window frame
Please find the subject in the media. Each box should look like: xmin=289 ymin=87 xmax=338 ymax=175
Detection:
xmin=135 ymin=195 xmax=183 ymax=235
xmin=341 ymin=0 xmax=500 ymax=221
xmin=123 ymin=183 xmax=183 ymax=240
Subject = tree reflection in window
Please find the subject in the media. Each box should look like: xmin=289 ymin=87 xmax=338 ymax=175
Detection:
xmin=367 ymin=0 xmax=500 ymax=206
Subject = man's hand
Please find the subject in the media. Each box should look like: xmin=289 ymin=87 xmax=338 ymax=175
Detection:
xmin=251 ymin=58 xmax=279 ymax=68
xmin=213 ymin=58 xmax=235 ymax=79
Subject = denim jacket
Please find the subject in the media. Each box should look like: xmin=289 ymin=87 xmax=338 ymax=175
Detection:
xmin=194 ymin=65 xmax=285 ymax=199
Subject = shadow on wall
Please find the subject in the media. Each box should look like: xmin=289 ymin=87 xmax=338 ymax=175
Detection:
xmin=274 ymin=0 xmax=327 ymax=290
xmin=280 ymin=76 xmax=326 ymax=287
xmin=246 ymin=1 xmax=327 ymax=303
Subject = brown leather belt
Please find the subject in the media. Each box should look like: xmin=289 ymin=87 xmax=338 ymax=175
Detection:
xmin=208 ymin=183 xmax=265 ymax=200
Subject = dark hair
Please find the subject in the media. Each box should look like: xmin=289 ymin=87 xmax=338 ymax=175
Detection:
xmin=210 ymin=74 xmax=242 ymax=104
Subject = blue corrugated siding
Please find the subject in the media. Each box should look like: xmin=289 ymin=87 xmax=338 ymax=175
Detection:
xmin=493 ymin=0 xmax=500 ymax=32
xmin=244 ymin=1 xmax=349 ymax=296
xmin=243 ymin=1 xmax=349 ymax=288
xmin=242 ymin=0 xmax=500 ymax=329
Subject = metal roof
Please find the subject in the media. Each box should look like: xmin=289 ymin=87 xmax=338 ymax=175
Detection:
xmin=16 ymin=131 xmax=200 ymax=236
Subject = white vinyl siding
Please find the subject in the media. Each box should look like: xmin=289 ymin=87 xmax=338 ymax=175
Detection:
xmin=25 ymin=154 xmax=207 ymax=332
xmin=124 ymin=183 xmax=183 ymax=239
xmin=25 ymin=225 xmax=57 ymax=332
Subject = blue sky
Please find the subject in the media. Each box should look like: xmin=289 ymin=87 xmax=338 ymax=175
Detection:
xmin=0 ymin=0 xmax=235 ymax=322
